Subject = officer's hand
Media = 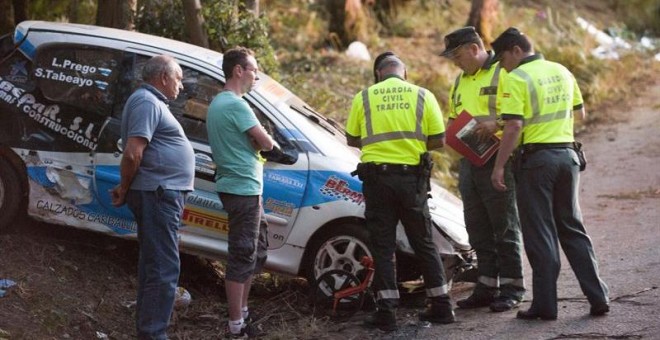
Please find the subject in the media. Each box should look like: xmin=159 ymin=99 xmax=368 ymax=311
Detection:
xmin=475 ymin=121 xmax=497 ymax=143
xmin=491 ymin=167 xmax=507 ymax=192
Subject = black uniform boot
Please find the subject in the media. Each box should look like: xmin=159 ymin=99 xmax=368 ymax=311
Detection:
xmin=419 ymin=297 xmax=456 ymax=324
xmin=456 ymin=288 xmax=497 ymax=309
xmin=364 ymin=309 xmax=398 ymax=331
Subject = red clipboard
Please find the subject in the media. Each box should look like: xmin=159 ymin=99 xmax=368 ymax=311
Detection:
xmin=446 ymin=110 xmax=500 ymax=167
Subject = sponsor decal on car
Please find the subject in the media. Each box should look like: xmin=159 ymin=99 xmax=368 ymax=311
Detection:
xmin=0 ymin=76 xmax=98 ymax=149
xmin=320 ymin=175 xmax=364 ymax=205
xmin=264 ymin=197 xmax=295 ymax=217
xmin=182 ymin=207 xmax=228 ymax=233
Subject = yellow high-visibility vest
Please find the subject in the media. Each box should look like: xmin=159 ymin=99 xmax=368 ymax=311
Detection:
xmin=346 ymin=76 xmax=445 ymax=165
xmin=448 ymin=56 xmax=504 ymax=122
xmin=498 ymin=55 xmax=583 ymax=144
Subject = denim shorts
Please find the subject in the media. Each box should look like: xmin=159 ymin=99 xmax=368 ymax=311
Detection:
xmin=219 ymin=193 xmax=269 ymax=283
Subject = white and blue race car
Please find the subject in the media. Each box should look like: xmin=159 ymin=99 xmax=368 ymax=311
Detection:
xmin=0 ymin=21 xmax=472 ymax=285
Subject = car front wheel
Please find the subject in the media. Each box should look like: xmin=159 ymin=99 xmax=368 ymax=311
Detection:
xmin=305 ymin=223 xmax=371 ymax=285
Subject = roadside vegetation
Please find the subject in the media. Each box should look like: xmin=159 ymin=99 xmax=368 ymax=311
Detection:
xmin=262 ymin=0 xmax=660 ymax=190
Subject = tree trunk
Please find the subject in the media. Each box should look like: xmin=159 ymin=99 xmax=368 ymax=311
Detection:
xmin=182 ymin=0 xmax=209 ymax=48
xmin=241 ymin=0 xmax=259 ymax=17
xmin=326 ymin=0 xmax=367 ymax=49
xmin=1 ymin=0 xmax=13 ymax=35
xmin=12 ymin=0 xmax=27 ymax=25
xmin=69 ymin=0 xmax=79 ymax=23
xmin=467 ymin=0 xmax=499 ymax=46
xmin=96 ymin=0 xmax=137 ymax=30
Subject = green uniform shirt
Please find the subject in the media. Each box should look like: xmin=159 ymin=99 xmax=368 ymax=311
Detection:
xmin=498 ymin=54 xmax=583 ymax=144
xmin=448 ymin=53 xmax=504 ymax=121
xmin=346 ymin=76 xmax=445 ymax=165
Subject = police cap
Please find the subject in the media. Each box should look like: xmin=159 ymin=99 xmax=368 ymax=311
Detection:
xmin=439 ymin=26 xmax=482 ymax=57
xmin=492 ymin=27 xmax=531 ymax=60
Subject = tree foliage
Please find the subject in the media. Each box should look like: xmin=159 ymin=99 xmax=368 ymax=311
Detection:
xmin=27 ymin=0 xmax=96 ymax=24
xmin=134 ymin=0 xmax=278 ymax=77
xmin=614 ymin=0 xmax=660 ymax=35
xmin=203 ymin=0 xmax=279 ymax=77
xmin=135 ymin=0 xmax=187 ymax=42
xmin=96 ymin=0 xmax=136 ymax=29
xmin=1 ymin=0 xmax=13 ymax=35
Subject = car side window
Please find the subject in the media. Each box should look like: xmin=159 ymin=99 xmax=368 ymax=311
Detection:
xmin=171 ymin=70 xmax=222 ymax=143
xmin=113 ymin=54 xmax=223 ymax=143
xmin=113 ymin=54 xmax=293 ymax=150
xmin=33 ymin=43 xmax=121 ymax=117
xmin=0 ymin=33 xmax=14 ymax=60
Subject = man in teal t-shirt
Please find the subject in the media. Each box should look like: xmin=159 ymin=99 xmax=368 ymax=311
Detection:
xmin=207 ymin=90 xmax=263 ymax=196
xmin=206 ymin=47 xmax=275 ymax=338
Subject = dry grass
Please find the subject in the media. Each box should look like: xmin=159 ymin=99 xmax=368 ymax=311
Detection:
xmin=264 ymin=0 xmax=658 ymax=194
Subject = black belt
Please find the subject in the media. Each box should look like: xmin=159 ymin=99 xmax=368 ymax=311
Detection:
xmin=371 ymin=163 xmax=421 ymax=174
xmin=522 ymin=142 xmax=574 ymax=154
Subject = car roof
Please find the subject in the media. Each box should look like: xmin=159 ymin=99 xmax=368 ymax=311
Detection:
xmin=16 ymin=20 xmax=224 ymax=70
xmin=15 ymin=20 xmax=300 ymax=108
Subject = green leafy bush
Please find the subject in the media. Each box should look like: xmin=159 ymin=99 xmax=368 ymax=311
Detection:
xmin=135 ymin=0 xmax=279 ymax=77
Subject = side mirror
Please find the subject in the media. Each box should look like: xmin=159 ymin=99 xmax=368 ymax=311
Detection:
xmin=260 ymin=146 xmax=298 ymax=165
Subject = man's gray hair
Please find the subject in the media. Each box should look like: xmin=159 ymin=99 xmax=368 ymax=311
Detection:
xmin=142 ymin=55 xmax=178 ymax=82
xmin=376 ymin=55 xmax=404 ymax=71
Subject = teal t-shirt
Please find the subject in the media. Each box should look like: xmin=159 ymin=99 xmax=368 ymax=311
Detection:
xmin=206 ymin=91 xmax=263 ymax=195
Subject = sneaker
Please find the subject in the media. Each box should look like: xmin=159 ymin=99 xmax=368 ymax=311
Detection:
xmin=364 ymin=309 xmax=398 ymax=332
xmin=489 ymin=297 xmax=521 ymax=312
xmin=224 ymin=323 xmax=257 ymax=339
xmin=418 ymin=304 xmax=456 ymax=324
xmin=456 ymin=293 xmax=495 ymax=309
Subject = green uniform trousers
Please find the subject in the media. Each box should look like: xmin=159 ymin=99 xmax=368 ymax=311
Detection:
xmin=459 ymin=157 xmax=525 ymax=299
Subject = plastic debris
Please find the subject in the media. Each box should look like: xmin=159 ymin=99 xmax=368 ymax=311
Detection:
xmin=640 ymin=37 xmax=655 ymax=50
xmin=346 ymin=41 xmax=371 ymax=61
xmin=174 ymin=286 xmax=192 ymax=309
xmin=0 ymin=327 xmax=11 ymax=338
xmin=576 ymin=17 xmax=631 ymax=60
xmin=0 ymin=279 xmax=16 ymax=297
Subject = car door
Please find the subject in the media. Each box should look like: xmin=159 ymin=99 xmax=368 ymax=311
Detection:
xmin=92 ymin=51 xmax=308 ymax=252
xmin=91 ymin=52 xmax=228 ymax=238
xmin=13 ymin=42 xmax=128 ymax=232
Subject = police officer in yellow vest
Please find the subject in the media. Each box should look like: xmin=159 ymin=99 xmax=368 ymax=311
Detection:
xmin=346 ymin=52 xmax=455 ymax=331
xmin=490 ymin=27 xmax=610 ymax=320
xmin=441 ymin=26 xmax=525 ymax=312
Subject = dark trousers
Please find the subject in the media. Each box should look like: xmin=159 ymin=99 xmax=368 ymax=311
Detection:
xmin=459 ymin=158 xmax=525 ymax=299
xmin=362 ymin=171 xmax=450 ymax=310
xmin=218 ymin=193 xmax=269 ymax=283
xmin=516 ymin=148 xmax=609 ymax=317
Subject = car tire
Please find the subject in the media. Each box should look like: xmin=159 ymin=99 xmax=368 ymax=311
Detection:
xmin=304 ymin=223 xmax=372 ymax=285
xmin=0 ymin=157 xmax=23 ymax=231
xmin=304 ymin=223 xmax=459 ymax=291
